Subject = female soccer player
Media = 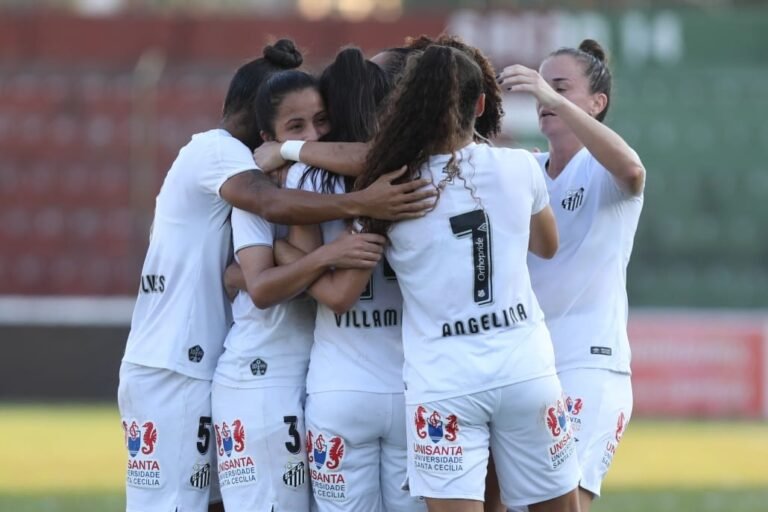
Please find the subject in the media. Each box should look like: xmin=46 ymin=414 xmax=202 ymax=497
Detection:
xmin=280 ymin=48 xmax=426 ymax=512
xmin=211 ymin=68 xmax=388 ymax=512
xmin=118 ymin=40 xmax=433 ymax=512
xmin=355 ymin=45 xmax=580 ymax=512
xmin=498 ymin=39 xmax=645 ymax=512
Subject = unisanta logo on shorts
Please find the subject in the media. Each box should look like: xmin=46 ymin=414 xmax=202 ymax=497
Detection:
xmin=307 ymin=431 xmax=345 ymax=471
xmin=545 ymin=400 xmax=574 ymax=469
xmin=215 ymin=420 xmax=255 ymax=489
xmin=546 ymin=400 xmax=569 ymax=437
xmin=122 ymin=419 xmax=162 ymax=489
xmin=123 ymin=420 xmax=157 ymax=457
xmin=565 ymin=396 xmax=583 ymax=416
xmin=307 ymin=430 xmax=346 ymax=502
xmin=414 ymin=406 xmax=459 ymax=444
xmin=215 ymin=420 xmax=245 ymax=458
xmin=412 ymin=407 xmax=463 ymax=473
xmin=602 ymin=411 xmax=627 ymax=468
xmin=615 ymin=412 xmax=626 ymax=443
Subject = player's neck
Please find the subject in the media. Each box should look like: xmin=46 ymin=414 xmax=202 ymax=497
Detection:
xmin=434 ymin=131 xmax=474 ymax=155
xmin=546 ymin=135 xmax=583 ymax=179
xmin=220 ymin=114 xmax=251 ymax=148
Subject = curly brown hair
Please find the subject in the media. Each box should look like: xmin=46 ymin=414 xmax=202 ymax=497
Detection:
xmin=404 ymin=34 xmax=502 ymax=140
xmin=355 ymin=45 xmax=483 ymax=235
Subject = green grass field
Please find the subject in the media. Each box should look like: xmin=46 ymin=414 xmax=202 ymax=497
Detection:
xmin=1 ymin=404 xmax=766 ymax=511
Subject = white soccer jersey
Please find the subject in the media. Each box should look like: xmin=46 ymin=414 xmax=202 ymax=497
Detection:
xmin=386 ymin=143 xmax=557 ymax=404
xmin=123 ymin=129 xmax=258 ymax=380
xmin=527 ymin=148 xmax=643 ymax=374
xmin=213 ymin=209 xmax=315 ymax=389
xmin=286 ymin=164 xmax=406 ymax=394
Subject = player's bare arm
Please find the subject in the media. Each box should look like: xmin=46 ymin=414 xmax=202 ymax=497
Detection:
xmin=253 ymin=141 xmax=369 ymax=177
xmin=220 ymin=167 xmax=435 ymax=224
xmin=281 ymin=224 xmax=378 ymax=315
xmin=223 ymin=262 xmax=245 ymax=299
xmin=237 ymin=232 xmax=384 ymax=310
xmin=529 ymin=205 xmax=559 ymax=259
xmin=498 ymin=64 xmax=645 ymax=196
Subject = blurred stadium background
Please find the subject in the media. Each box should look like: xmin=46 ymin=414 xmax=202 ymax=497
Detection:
xmin=0 ymin=0 xmax=766 ymax=511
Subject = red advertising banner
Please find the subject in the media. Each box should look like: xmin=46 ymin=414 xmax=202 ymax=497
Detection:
xmin=629 ymin=311 xmax=767 ymax=418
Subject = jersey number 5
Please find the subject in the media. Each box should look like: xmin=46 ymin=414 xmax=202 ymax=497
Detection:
xmin=196 ymin=416 xmax=212 ymax=455
xmin=450 ymin=209 xmax=493 ymax=305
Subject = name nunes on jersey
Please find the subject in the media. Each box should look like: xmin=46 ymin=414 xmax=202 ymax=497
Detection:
xmin=140 ymin=274 xmax=166 ymax=293
xmin=334 ymin=308 xmax=399 ymax=329
xmin=441 ymin=303 xmax=527 ymax=337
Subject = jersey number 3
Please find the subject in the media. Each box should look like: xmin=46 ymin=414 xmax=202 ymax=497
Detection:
xmin=450 ymin=209 xmax=493 ymax=305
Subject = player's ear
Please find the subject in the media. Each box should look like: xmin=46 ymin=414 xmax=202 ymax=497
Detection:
xmin=590 ymin=92 xmax=608 ymax=119
xmin=475 ymin=93 xmax=486 ymax=118
xmin=260 ymin=130 xmax=274 ymax=142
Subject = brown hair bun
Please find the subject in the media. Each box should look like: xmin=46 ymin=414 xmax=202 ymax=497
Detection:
xmin=579 ymin=39 xmax=607 ymax=63
xmin=263 ymin=39 xmax=303 ymax=69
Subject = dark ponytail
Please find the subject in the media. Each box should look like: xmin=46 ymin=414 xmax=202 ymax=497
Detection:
xmin=299 ymin=47 xmax=392 ymax=195
xmin=551 ymin=39 xmax=612 ymax=122
xmin=355 ymin=45 xmax=483 ymax=235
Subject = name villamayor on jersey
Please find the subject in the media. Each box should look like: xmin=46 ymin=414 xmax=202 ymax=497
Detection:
xmin=334 ymin=308 xmax=399 ymax=328
xmin=441 ymin=303 xmax=528 ymax=337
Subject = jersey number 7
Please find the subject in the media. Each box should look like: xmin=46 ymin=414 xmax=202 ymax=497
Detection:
xmin=450 ymin=209 xmax=493 ymax=305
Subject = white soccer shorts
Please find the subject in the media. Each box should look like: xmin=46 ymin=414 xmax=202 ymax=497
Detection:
xmin=305 ymin=390 xmax=426 ymax=512
xmin=118 ymin=362 xmax=221 ymax=512
xmin=405 ymin=375 xmax=581 ymax=508
xmin=211 ymin=382 xmax=311 ymax=512
xmin=557 ymin=368 xmax=632 ymax=497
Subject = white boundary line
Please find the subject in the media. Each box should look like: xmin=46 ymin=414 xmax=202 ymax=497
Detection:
xmin=0 ymin=295 xmax=135 ymax=326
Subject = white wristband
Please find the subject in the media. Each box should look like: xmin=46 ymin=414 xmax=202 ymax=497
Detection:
xmin=280 ymin=140 xmax=305 ymax=162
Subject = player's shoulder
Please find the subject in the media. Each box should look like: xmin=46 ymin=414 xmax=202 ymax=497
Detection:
xmin=179 ymin=128 xmax=244 ymax=162
xmin=474 ymin=146 xmax=544 ymax=181
xmin=285 ymin=162 xmax=312 ymax=190
xmin=476 ymin=144 xmax=541 ymax=165
xmin=189 ymin=128 xmax=229 ymax=148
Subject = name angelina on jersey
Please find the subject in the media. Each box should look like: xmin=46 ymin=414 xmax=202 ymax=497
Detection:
xmin=441 ymin=303 xmax=528 ymax=337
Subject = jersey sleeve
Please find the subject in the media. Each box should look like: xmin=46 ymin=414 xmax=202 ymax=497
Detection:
xmin=527 ymin=152 xmax=550 ymax=214
xmin=591 ymin=153 xmax=644 ymax=205
xmin=284 ymin=162 xmax=316 ymax=192
xmin=232 ymin=208 xmax=275 ymax=254
xmin=201 ymin=135 xmax=260 ymax=198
